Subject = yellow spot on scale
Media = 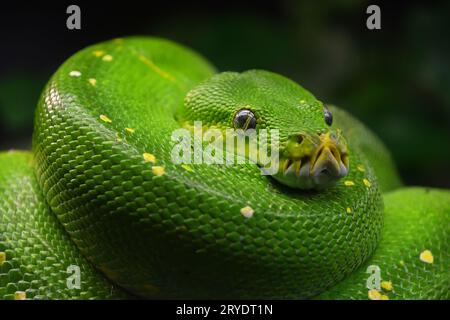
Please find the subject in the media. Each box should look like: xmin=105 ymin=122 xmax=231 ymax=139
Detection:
xmin=346 ymin=207 xmax=352 ymax=214
xmin=0 ymin=251 xmax=5 ymax=264
xmin=88 ymin=78 xmax=97 ymax=87
xmin=14 ymin=291 xmax=26 ymax=300
xmin=368 ymin=289 xmax=382 ymax=300
xmin=357 ymin=164 xmax=365 ymax=172
xmin=152 ymin=166 xmax=165 ymax=176
xmin=344 ymin=180 xmax=355 ymax=186
xmin=381 ymin=281 xmax=393 ymax=291
xmin=420 ymin=250 xmax=434 ymax=264
xmin=363 ymin=179 xmax=371 ymax=188
xmin=69 ymin=70 xmax=82 ymax=77
xmin=181 ymin=164 xmax=193 ymax=172
xmin=93 ymin=50 xmax=105 ymax=57
xmin=240 ymin=206 xmax=254 ymax=218
xmin=125 ymin=128 xmax=135 ymax=134
xmin=143 ymin=153 xmax=156 ymax=163
xmin=380 ymin=295 xmax=390 ymax=300
xmin=99 ymin=114 xmax=112 ymax=123
xmin=116 ymin=133 xmax=122 ymax=142
xmin=399 ymin=260 xmax=405 ymax=267
xmin=102 ymin=54 xmax=113 ymax=62
xmin=138 ymin=54 xmax=178 ymax=84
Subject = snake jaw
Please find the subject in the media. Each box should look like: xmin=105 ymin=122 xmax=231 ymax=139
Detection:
xmin=283 ymin=159 xmax=302 ymax=177
xmin=273 ymin=131 xmax=349 ymax=189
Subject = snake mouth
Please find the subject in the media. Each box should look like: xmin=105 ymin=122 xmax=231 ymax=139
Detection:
xmin=272 ymin=132 xmax=349 ymax=189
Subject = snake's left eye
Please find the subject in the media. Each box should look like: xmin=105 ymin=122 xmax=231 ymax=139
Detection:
xmin=324 ymin=106 xmax=333 ymax=126
xmin=233 ymin=109 xmax=257 ymax=130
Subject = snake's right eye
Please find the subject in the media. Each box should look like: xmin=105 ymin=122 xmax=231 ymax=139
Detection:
xmin=233 ymin=109 xmax=257 ymax=130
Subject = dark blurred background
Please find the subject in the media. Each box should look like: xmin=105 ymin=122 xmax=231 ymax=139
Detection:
xmin=0 ymin=0 xmax=449 ymax=187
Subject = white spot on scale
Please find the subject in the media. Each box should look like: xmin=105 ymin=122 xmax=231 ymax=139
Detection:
xmin=69 ymin=70 xmax=82 ymax=77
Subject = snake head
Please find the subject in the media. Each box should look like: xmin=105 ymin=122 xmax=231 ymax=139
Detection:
xmin=180 ymin=69 xmax=350 ymax=189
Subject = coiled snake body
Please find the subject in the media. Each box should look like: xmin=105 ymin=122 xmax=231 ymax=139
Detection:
xmin=0 ymin=37 xmax=448 ymax=299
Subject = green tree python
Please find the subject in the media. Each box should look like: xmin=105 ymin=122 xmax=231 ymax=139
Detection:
xmin=0 ymin=37 xmax=448 ymax=300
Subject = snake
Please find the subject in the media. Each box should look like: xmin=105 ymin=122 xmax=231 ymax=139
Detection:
xmin=0 ymin=37 xmax=448 ymax=300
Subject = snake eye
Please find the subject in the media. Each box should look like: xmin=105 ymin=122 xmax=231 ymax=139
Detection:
xmin=233 ymin=109 xmax=256 ymax=130
xmin=324 ymin=106 xmax=333 ymax=126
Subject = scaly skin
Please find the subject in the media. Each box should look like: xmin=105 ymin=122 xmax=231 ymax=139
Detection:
xmin=0 ymin=37 xmax=447 ymax=299
xmin=0 ymin=151 xmax=128 ymax=299
xmin=318 ymin=188 xmax=450 ymax=299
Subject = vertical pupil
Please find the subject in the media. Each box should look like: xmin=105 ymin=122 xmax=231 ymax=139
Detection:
xmin=239 ymin=115 xmax=248 ymax=126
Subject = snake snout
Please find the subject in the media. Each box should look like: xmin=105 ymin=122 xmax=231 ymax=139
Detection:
xmin=310 ymin=132 xmax=349 ymax=188
xmin=311 ymin=144 xmax=349 ymax=187
xmin=272 ymin=131 xmax=349 ymax=189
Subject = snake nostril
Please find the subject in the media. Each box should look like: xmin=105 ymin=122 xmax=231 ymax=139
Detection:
xmin=296 ymin=135 xmax=304 ymax=144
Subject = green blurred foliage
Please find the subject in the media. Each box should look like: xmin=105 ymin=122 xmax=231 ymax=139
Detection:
xmin=0 ymin=73 xmax=46 ymax=149
xmin=0 ymin=0 xmax=449 ymax=187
